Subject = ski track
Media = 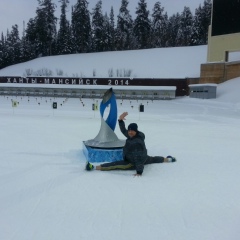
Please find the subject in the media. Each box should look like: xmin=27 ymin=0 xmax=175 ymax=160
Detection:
xmin=0 ymin=93 xmax=240 ymax=240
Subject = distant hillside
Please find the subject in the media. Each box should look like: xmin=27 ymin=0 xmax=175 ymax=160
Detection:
xmin=0 ymin=45 xmax=207 ymax=78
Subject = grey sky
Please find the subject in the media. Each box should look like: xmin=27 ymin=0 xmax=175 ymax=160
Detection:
xmin=0 ymin=0 xmax=204 ymax=35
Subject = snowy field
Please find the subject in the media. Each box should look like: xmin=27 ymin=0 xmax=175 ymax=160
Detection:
xmin=0 ymin=45 xmax=208 ymax=78
xmin=0 ymin=45 xmax=240 ymax=240
xmin=0 ymin=77 xmax=240 ymax=240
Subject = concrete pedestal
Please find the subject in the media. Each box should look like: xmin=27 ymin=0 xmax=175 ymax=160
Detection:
xmin=83 ymin=141 xmax=123 ymax=163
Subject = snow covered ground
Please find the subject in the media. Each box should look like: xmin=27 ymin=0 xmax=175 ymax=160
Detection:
xmin=0 ymin=46 xmax=240 ymax=240
xmin=0 ymin=45 xmax=208 ymax=78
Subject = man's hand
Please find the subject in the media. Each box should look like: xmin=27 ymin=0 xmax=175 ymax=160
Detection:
xmin=119 ymin=112 xmax=128 ymax=121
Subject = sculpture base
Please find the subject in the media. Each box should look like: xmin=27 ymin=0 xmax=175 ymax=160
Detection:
xmin=82 ymin=141 xmax=123 ymax=163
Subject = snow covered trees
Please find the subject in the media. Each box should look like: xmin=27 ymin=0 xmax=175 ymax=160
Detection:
xmin=72 ymin=0 xmax=91 ymax=53
xmin=192 ymin=0 xmax=212 ymax=45
xmin=0 ymin=0 xmax=212 ymax=70
xmin=134 ymin=0 xmax=151 ymax=49
xmin=57 ymin=0 xmax=72 ymax=54
xmin=35 ymin=0 xmax=57 ymax=56
xmin=3 ymin=25 xmax=21 ymax=66
xmin=177 ymin=7 xmax=194 ymax=46
xmin=91 ymin=0 xmax=105 ymax=52
xmin=151 ymin=1 xmax=168 ymax=47
xmin=115 ymin=0 xmax=134 ymax=50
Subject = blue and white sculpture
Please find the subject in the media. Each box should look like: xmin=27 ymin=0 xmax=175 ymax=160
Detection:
xmin=83 ymin=88 xmax=125 ymax=162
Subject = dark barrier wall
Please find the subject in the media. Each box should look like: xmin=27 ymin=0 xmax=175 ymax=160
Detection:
xmin=0 ymin=77 xmax=189 ymax=96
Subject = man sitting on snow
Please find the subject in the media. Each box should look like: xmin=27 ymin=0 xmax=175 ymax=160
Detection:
xmin=86 ymin=112 xmax=176 ymax=176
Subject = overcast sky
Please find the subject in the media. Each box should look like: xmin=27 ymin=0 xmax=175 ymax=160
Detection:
xmin=0 ymin=0 xmax=204 ymax=35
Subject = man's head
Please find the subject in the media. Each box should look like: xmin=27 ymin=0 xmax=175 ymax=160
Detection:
xmin=127 ymin=123 xmax=138 ymax=138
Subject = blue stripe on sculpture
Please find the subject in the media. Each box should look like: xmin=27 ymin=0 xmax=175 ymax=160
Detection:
xmin=100 ymin=88 xmax=117 ymax=131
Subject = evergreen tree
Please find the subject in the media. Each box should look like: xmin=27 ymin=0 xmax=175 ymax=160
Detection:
xmin=4 ymin=30 xmax=13 ymax=66
xmin=0 ymin=33 xmax=5 ymax=69
xmin=19 ymin=22 xmax=29 ymax=63
xmin=192 ymin=6 xmax=202 ymax=46
xmin=0 ymin=0 xmax=213 ymax=69
xmin=12 ymin=25 xmax=21 ymax=64
xmin=134 ymin=0 xmax=151 ymax=49
xmin=35 ymin=0 xmax=57 ymax=56
xmin=57 ymin=0 xmax=72 ymax=54
xmin=4 ymin=25 xmax=21 ymax=66
xmin=177 ymin=7 xmax=194 ymax=46
xmin=192 ymin=0 xmax=212 ymax=45
xmin=115 ymin=0 xmax=134 ymax=50
xmin=3 ymin=30 xmax=11 ymax=67
xmin=166 ymin=13 xmax=181 ymax=47
xmin=25 ymin=18 xmax=39 ymax=59
xmin=151 ymin=1 xmax=168 ymax=47
xmin=102 ymin=13 xmax=112 ymax=51
xmin=109 ymin=6 xmax=115 ymax=51
xmin=20 ymin=34 xmax=29 ymax=63
xmin=92 ymin=0 xmax=105 ymax=52
xmin=161 ymin=12 xmax=169 ymax=47
xmin=71 ymin=0 xmax=91 ymax=53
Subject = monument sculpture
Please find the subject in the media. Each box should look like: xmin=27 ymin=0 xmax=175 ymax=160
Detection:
xmin=83 ymin=88 xmax=125 ymax=162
